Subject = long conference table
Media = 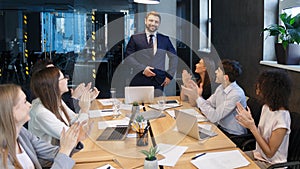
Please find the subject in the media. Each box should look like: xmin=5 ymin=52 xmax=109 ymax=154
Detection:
xmin=72 ymin=97 xmax=260 ymax=169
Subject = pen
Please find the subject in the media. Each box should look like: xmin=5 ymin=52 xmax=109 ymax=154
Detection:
xmin=101 ymin=109 xmax=113 ymax=112
xmin=131 ymin=123 xmax=139 ymax=131
xmin=191 ymin=153 xmax=206 ymax=160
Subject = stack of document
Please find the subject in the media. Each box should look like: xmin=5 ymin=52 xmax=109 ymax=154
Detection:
xmin=190 ymin=150 xmax=250 ymax=169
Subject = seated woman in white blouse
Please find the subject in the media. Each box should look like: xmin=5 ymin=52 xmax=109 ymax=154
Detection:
xmin=28 ymin=66 xmax=98 ymax=145
xmin=236 ymin=70 xmax=291 ymax=169
xmin=0 ymin=84 xmax=80 ymax=169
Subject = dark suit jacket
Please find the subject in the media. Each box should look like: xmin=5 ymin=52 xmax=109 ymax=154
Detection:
xmin=125 ymin=32 xmax=178 ymax=89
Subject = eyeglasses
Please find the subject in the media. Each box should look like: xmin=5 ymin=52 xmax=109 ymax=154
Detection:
xmin=59 ymin=74 xmax=70 ymax=81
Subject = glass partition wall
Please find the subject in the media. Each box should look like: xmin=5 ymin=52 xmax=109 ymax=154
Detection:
xmin=41 ymin=12 xmax=87 ymax=54
xmin=0 ymin=9 xmax=127 ymax=92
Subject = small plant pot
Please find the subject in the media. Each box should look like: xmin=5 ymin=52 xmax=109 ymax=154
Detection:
xmin=275 ymin=43 xmax=300 ymax=65
xmin=132 ymin=105 xmax=140 ymax=118
xmin=144 ymin=158 xmax=158 ymax=169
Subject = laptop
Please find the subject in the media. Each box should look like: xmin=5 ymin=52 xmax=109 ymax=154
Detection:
xmin=174 ymin=110 xmax=217 ymax=140
xmin=124 ymin=86 xmax=154 ymax=104
xmin=97 ymin=109 xmax=138 ymax=141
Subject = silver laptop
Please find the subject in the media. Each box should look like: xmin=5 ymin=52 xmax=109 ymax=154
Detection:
xmin=124 ymin=86 xmax=154 ymax=104
xmin=97 ymin=109 xmax=137 ymax=141
xmin=174 ymin=110 xmax=217 ymax=140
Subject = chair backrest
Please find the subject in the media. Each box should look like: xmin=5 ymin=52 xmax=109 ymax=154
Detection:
xmin=247 ymin=97 xmax=263 ymax=126
xmin=287 ymin=112 xmax=300 ymax=165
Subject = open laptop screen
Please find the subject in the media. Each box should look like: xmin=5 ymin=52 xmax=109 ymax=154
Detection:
xmin=175 ymin=110 xmax=217 ymax=140
xmin=124 ymin=86 xmax=154 ymax=104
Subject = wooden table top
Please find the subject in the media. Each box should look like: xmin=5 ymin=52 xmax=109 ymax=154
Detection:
xmin=72 ymin=97 xmax=259 ymax=169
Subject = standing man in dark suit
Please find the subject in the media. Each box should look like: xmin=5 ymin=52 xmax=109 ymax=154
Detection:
xmin=125 ymin=11 xmax=178 ymax=95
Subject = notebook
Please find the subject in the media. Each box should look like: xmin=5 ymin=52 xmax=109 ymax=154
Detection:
xmin=174 ymin=110 xmax=217 ymax=140
xmin=124 ymin=86 xmax=154 ymax=104
xmin=97 ymin=109 xmax=137 ymax=141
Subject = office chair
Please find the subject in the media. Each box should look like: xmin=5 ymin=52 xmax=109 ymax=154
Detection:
xmin=230 ymin=97 xmax=262 ymax=151
xmin=266 ymin=111 xmax=300 ymax=169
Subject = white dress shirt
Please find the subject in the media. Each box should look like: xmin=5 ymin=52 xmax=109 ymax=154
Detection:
xmin=196 ymin=81 xmax=247 ymax=135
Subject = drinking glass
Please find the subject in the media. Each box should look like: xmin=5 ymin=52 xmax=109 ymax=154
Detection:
xmin=157 ymin=96 xmax=165 ymax=113
xmin=110 ymin=88 xmax=120 ymax=118
xmin=110 ymin=88 xmax=116 ymax=99
xmin=112 ymin=99 xmax=121 ymax=119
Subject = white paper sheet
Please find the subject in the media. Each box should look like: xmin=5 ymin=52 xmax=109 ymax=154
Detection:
xmin=119 ymin=104 xmax=143 ymax=111
xmin=157 ymin=143 xmax=188 ymax=167
xmin=119 ymin=104 xmax=133 ymax=110
xmin=89 ymin=109 xmax=114 ymax=118
xmin=98 ymin=118 xmax=129 ymax=129
xmin=190 ymin=150 xmax=250 ymax=169
xmin=97 ymin=99 xmax=114 ymax=106
xmin=165 ymin=110 xmax=175 ymax=118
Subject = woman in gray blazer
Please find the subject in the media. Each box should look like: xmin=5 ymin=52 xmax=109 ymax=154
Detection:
xmin=0 ymin=84 xmax=80 ymax=169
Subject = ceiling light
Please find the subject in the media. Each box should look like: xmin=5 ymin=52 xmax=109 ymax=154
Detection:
xmin=133 ymin=0 xmax=160 ymax=5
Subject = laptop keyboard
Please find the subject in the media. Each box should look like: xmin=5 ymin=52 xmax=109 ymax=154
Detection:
xmin=107 ymin=126 xmax=128 ymax=140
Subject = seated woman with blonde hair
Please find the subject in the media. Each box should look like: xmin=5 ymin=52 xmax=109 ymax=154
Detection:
xmin=0 ymin=84 xmax=81 ymax=169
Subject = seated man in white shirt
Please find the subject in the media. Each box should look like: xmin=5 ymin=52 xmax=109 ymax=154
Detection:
xmin=182 ymin=59 xmax=247 ymax=136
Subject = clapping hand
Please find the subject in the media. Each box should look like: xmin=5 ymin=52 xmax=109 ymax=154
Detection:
xmin=71 ymin=82 xmax=92 ymax=100
xmin=182 ymin=70 xmax=192 ymax=86
xmin=181 ymin=80 xmax=200 ymax=106
xmin=235 ymin=102 xmax=255 ymax=130
xmin=59 ymin=122 xmax=80 ymax=156
xmin=79 ymin=91 xmax=91 ymax=113
xmin=187 ymin=80 xmax=201 ymax=105
xmin=89 ymin=87 xmax=100 ymax=101
xmin=77 ymin=120 xmax=94 ymax=142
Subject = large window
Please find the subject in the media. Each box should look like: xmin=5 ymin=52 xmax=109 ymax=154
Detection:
xmin=263 ymin=0 xmax=300 ymax=61
xmin=279 ymin=0 xmax=300 ymax=16
xmin=41 ymin=12 xmax=86 ymax=53
xmin=199 ymin=0 xmax=211 ymax=52
xmin=261 ymin=0 xmax=300 ymax=71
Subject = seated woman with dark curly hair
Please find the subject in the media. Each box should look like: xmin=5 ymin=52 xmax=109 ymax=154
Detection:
xmin=236 ymin=69 xmax=292 ymax=169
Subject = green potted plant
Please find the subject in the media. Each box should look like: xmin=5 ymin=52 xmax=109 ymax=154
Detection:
xmin=131 ymin=101 xmax=140 ymax=117
xmin=135 ymin=114 xmax=145 ymax=123
xmin=134 ymin=114 xmax=148 ymax=146
xmin=263 ymin=12 xmax=300 ymax=64
xmin=140 ymin=146 xmax=159 ymax=169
